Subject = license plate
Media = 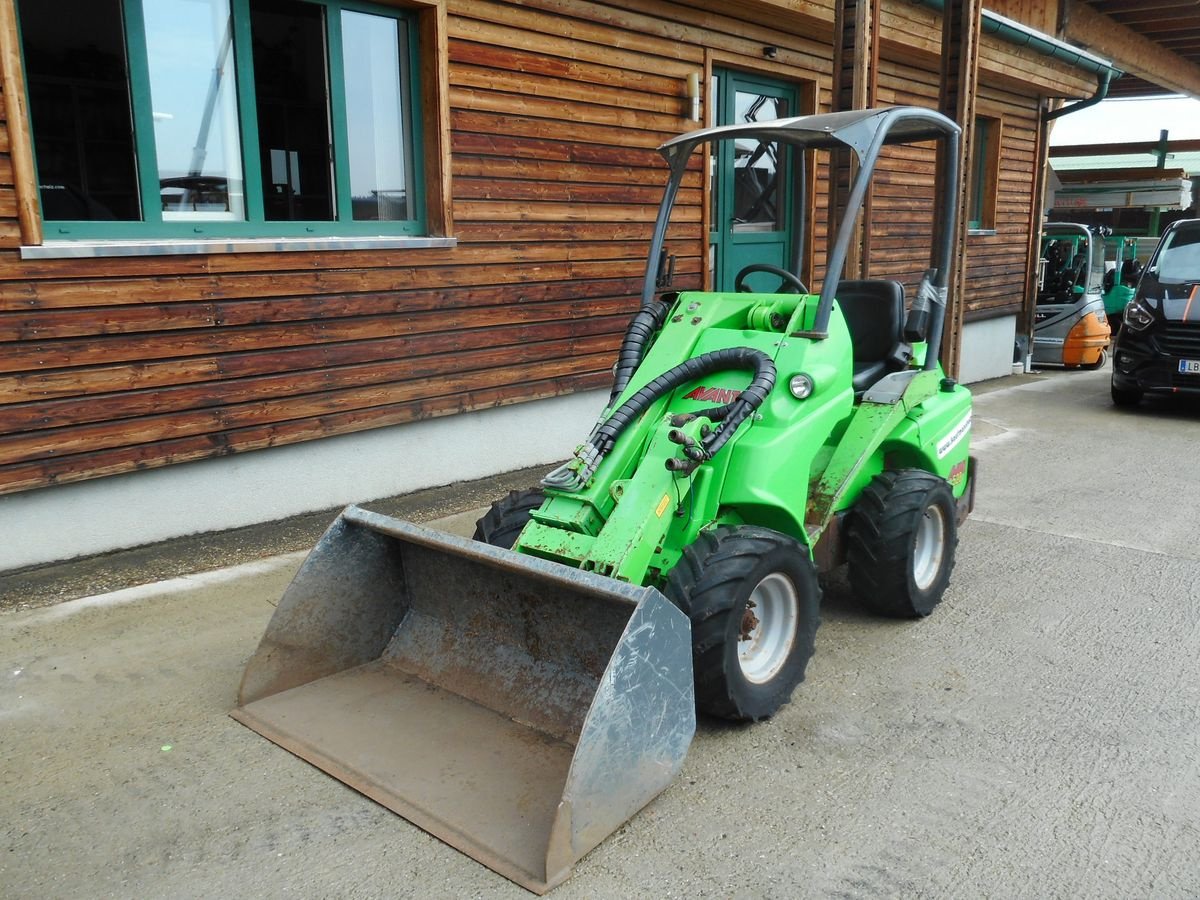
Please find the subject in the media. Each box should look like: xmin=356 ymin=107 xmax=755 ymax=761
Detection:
xmin=1179 ymin=359 xmax=1200 ymax=374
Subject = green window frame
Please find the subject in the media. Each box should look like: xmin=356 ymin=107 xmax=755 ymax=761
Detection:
xmin=968 ymin=114 xmax=1001 ymax=232
xmin=19 ymin=0 xmax=426 ymax=240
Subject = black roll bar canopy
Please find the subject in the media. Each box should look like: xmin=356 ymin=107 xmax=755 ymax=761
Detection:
xmin=641 ymin=106 xmax=962 ymax=367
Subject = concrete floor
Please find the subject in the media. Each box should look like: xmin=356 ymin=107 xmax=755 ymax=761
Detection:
xmin=3 ymin=367 xmax=1199 ymax=898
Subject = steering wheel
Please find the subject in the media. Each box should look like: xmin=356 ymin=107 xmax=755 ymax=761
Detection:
xmin=734 ymin=263 xmax=808 ymax=294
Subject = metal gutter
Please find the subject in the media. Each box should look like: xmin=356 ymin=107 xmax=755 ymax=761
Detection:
xmin=913 ymin=0 xmax=1123 ymax=79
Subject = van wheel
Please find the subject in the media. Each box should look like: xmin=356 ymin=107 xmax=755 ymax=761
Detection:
xmin=472 ymin=489 xmax=545 ymax=549
xmin=1111 ymin=384 xmax=1142 ymax=408
xmin=665 ymin=526 xmax=821 ymax=722
xmin=846 ymin=470 xmax=958 ymax=618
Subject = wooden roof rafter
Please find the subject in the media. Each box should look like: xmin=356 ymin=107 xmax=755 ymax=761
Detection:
xmin=1069 ymin=0 xmax=1200 ymax=98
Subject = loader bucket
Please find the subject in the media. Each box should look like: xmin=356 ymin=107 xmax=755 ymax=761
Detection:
xmin=232 ymin=506 xmax=695 ymax=894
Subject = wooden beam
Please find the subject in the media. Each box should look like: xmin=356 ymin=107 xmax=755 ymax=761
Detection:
xmin=936 ymin=0 xmax=982 ymax=380
xmin=829 ymin=0 xmax=880 ymax=279
xmin=0 ymin=0 xmax=41 ymax=246
xmin=1064 ymin=0 xmax=1200 ymax=99
xmin=1050 ymin=138 xmax=1200 ymax=158
xmin=1056 ymin=167 xmax=1190 ymax=183
xmin=419 ymin=2 xmax=453 ymax=238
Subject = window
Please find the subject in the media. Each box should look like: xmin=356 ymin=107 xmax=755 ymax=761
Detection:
xmin=1153 ymin=222 xmax=1200 ymax=284
xmin=17 ymin=0 xmax=426 ymax=239
xmin=968 ymin=115 xmax=1001 ymax=232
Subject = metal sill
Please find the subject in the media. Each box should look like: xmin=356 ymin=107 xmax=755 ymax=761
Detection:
xmin=20 ymin=234 xmax=457 ymax=260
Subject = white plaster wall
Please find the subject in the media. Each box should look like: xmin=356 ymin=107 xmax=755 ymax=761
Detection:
xmin=3 ymin=315 xmax=1025 ymax=572
xmin=1 ymin=390 xmax=606 ymax=572
xmin=958 ymin=315 xmax=1018 ymax=384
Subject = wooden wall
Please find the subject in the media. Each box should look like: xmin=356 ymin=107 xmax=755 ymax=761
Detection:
xmin=0 ymin=0 xmax=1097 ymax=497
xmin=867 ymin=54 xmax=1044 ymax=320
xmin=867 ymin=1 xmax=1084 ymax=323
xmin=0 ymin=0 xmax=831 ymax=496
xmin=986 ymin=0 xmax=1059 ymax=39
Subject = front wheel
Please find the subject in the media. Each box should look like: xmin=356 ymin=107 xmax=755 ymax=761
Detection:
xmin=664 ymin=525 xmax=821 ymax=722
xmin=1111 ymin=383 xmax=1142 ymax=408
xmin=846 ymin=470 xmax=958 ymax=618
xmin=472 ymin=488 xmax=545 ymax=549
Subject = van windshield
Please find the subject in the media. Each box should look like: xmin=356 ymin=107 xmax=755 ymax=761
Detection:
xmin=1155 ymin=223 xmax=1200 ymax=284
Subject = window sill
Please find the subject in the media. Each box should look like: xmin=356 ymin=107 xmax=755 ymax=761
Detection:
xmin=20 ymin=234 xmax=457 ymax=260
xmin=967 ymin=228 xmax=998 ymax=237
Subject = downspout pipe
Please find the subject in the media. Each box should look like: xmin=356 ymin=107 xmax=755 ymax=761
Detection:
xmin=1044 ymin=69 xmax=1112 ymax=121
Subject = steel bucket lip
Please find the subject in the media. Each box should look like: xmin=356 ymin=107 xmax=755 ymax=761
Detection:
xmin=340 ymin=505 xmax=659 ymax=607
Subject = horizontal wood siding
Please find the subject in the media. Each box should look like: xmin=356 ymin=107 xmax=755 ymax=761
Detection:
xmin=868 ymin=50 xmax=1043 ymax=320
xmin=984 ymin=0 xmax=1058 ymax=38
xmin=0 ymin=105 xmax=20 ymax=247
xmin=962 ymin=80 xmax=1043 ymax=317
xmin=0 ymin=0 xmax=829 ymax=495
xmin=0 ymin=0 xmax=1094 ymax=495
xmin=868 ymin=58 xmax=940 ymax=296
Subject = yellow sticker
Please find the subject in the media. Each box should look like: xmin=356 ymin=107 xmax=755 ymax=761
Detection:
xmin=656 ymin=494 xmax=672 ymax=518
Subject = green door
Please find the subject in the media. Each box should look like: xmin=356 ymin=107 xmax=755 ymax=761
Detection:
xmin=712 ymin=70 xmax=799 ymax=293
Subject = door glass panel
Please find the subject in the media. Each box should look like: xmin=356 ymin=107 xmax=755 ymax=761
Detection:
xmin=250 ymin=0 xmax=334 ymax=221
xmin=732 ymin=91 xmax=788 ymax=233
xmin=342 ymin=10 xmax=412 ymax=221
xmin=19 ymin=0 xmax=141 ymax=220
xmin=143 ymin=0 xmax=245 ymax=221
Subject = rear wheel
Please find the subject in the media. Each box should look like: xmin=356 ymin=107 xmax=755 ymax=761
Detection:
xmin=846 ymin=470 xmax=958 ymax=618
xmin=664 ymin=525 xmax=820 ymax=722
xmin=472 ymin=489 xmax=545 ymax=549
xmin=1111 ymin=383 xmax=1142 ymax=408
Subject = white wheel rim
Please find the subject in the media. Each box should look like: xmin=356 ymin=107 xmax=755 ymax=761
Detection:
xmin=912 ymin=503 xmax=947 ymax=591
xmin=738 ymin=572 xmax=799 ymax=684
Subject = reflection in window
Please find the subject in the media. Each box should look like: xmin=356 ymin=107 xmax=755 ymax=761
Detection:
xmin=18 ymin=0 xmax=426 ymax=235
xmin=968 ymin=115 xmax=1001 ymax=230
xmin=18 ymin=0 xmax=141 ymax=220
xmin=1157 ymin=224 xmax=1200 ymax=284
xmin=144 ymin=0 xmax=245 ymax=220
xmin=732 ymin=91 xmax=787 ymax=232
xmin=343 ymin=10 xmax=412 ymax=221
xmin=250 ymin=0 xmax=334 ymax=221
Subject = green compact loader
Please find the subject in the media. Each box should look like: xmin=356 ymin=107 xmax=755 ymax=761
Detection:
xmin=234 ymin=106 xmax=976 ymax=894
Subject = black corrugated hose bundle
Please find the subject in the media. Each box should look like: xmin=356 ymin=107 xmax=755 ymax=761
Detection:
xmin=543 ymin=347 xmax=776 ymax=491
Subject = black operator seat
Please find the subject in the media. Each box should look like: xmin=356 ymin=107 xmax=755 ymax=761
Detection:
xmin=835 ymin=279 xmax=908 ymax=394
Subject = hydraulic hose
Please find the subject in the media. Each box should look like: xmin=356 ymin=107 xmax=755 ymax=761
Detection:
xmin=543 ymin=347 xmax=776 ymax=491
xmin=610 ymin=297 xmax=675 ymax=403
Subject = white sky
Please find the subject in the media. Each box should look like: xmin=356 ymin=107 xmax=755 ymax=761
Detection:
xmin=1048 ymin=96 xmax=1200 ymax=147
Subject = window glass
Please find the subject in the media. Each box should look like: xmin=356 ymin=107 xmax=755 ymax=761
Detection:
xmin=19 ymin=0 xmax=425 ymax=236
xmin=250 ymin=0 xmax=335 ymax=221
xmin=1039 ymin=237 xmax=1086 ymax=303
xmin=968 ymin=117 xmax=990 ymax=229
xmin=342 ymin=10 xmax=411 ymax=221
xmin=19 ymin=0 xmax=141 ymax=220
xmin=732 ymin=90 xmax=787 ymax=232
xmin=143 ymin=0 xmax=245 ymax=220
xmin=1156 ymin=224 xmax=1200 ymax=284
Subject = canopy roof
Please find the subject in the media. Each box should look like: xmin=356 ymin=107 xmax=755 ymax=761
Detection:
xmin=658 ymin=106 xmax=960 ymax=171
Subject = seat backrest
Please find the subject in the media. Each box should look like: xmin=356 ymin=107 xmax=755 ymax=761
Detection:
xmin=836 ymin=280 xmax=905 ymax=363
